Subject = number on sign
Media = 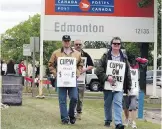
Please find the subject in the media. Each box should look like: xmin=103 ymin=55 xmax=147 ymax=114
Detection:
xmin=72 ymin=72 xmax=74 ymax=78
xmin=59 ymin=71 xmax=62 ymax=77
xmin=135 ymin=29 xmax=149 ymax=34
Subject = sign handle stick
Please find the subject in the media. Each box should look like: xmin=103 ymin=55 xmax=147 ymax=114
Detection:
xmin=32 ymin=39 xmax=36 ymax=97
xmin=37 ymin=0 xmax=45 ymax=99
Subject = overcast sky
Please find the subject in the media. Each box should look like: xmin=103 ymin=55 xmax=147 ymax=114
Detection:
xmin=0 ymin=0 xmax=41 ymax=34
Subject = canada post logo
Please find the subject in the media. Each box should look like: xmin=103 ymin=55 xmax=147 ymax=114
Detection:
xmin=55 ymin=0 xmax=114 ymax=13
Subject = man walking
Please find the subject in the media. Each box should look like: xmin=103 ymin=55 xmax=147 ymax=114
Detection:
xmin=48 ymin=35 xmax=83 ymax=124
xmin=74 ymin=40 xmax=94 ymax=120
xmin=95 ymin=37 xmax=132 ymax=129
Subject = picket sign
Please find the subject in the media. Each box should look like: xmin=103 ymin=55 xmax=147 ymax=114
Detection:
xmin=128 ymin=68 xmax=139 ymax=96
xmin=77 ymin=57 xmax=87 ymax=84
xmin=57 ymin=57 xmax=76 ymax=87
xmin=104 ymin=60 xmax=126 ymax=91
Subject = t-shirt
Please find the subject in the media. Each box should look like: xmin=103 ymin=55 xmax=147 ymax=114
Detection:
xmin=81 ymin=50 xmax=94 ymax=67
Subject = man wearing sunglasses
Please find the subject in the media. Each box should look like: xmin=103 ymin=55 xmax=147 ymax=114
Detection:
xmin=95 ymin=37 xmax=131 ymax=129
xmin=74 ymin=40 xmax=94 ymax=120
xmin=48 ymin=35 xmax=83 ymax=125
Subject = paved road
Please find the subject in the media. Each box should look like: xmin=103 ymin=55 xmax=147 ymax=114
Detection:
xmin=146 ymin=84 xmax=162 ymax=97
xmin=144 ymin=109 xmax=161 ymax=124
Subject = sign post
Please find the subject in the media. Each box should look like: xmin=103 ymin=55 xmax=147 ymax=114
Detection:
xmin=151 ymin=0 xmax=158 ymax=99
xmin=23 ymin=44 xmax=31 ymax=57
xmin=23 ymin=44 xmax=31 ymax=89
xmin=37 ymin=0 xmax=45 ymax=99
xmin=30 ymin=37 xmax=41 ymax=98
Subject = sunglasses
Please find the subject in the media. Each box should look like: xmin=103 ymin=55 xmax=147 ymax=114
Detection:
xmin=112 ymin=43 xmax=121 ymax=45
xmin=63 ymin=40 xmax=70 ymax=43
xmin=75 ymin=44 xmax=82 ymax=46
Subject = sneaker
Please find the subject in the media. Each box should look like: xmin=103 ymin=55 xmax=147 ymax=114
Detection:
xmin=131 ymin=121 xmax=137 ymax=129
xmin=62 ymin=119 xmax=69 ymax=125
xmin=104 ymin=121 xmax=110 ymax=127
xmin=76 ymin=113 xmax=81 ymax=120
xmin=123 ymin=119 xmax=129 ymax=127
xmin=70 ymin=117 xmax=76 ymax=124
xmin=116 ymin=124 xmax=124 ymax=129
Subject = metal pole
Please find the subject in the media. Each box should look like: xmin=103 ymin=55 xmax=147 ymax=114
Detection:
xmin=38 ymin=0 xmax=45 ymax=98
xmin=152 ymin=0 xmax=158 ymax=98
xmin=32 ymin=38 xmax=36 ymax=97
xmin=26 ymin=56 xmax=28 ymax=86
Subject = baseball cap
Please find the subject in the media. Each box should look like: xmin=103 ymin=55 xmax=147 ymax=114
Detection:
xmin=62 ymin=35 xmax=71 ymax=41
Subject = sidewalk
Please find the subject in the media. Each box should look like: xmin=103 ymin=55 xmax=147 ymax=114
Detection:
xmin=144 ymin=108 xmax=161 ymax=124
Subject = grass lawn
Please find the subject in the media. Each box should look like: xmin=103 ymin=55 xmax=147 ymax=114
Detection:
xmin=23 ymin=87 xmax=150 ymax=98
xmin=144 ymin=103 xmax=161 ymax=109
xmin=2 ymin=97 xmax=161 ymax=129
xmin=23 ymin=87 xmax=161 ymax=109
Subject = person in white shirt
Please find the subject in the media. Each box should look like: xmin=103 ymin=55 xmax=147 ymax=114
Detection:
xmin=2 ymin=60 xmax=7 ymax=75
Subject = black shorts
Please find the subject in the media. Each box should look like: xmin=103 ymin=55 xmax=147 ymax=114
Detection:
xmin=123 ymin=95 xmax=138 ymax=111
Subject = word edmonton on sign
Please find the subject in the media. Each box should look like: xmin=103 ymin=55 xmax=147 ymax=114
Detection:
xmin=129 ymin=69 xmax=139 ymax=96
xmin=57 ymin=57 xmax=76 ymax=87
xmin=54 ymin=22 xmax=104 ymax=33
xmin=77 ymin=57 xmax=87 ymax=84
xmin=104 ymin=60 xmax=126 ymax=91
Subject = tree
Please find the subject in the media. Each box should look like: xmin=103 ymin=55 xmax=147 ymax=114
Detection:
xmin=1 ymin=14 xmax=61 ymax=65
xmin=1 ymin=0 xmax=161 ymax=67
xmin=138 ymin=0 xmax=152 ymax=7
xmin=125 ymin=0 xmax=161 ymax=66
xmin=139 ymin=0 xmax=161 ymax=55
xmin=83 ymin=41 xmax=108 ymax=49
xmin=1 ymin=14 xmax=40 ymax=63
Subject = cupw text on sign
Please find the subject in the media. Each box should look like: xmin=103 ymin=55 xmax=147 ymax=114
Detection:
xmin=59 ymin=58 xmax=74 ymax=65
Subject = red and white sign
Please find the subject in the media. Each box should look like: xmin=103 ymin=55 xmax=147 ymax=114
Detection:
xmin=43 ymin=0 xmax=154 ymax=42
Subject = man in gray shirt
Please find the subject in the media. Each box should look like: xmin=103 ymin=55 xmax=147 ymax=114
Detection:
xmin=95 ymin=37 xmax=132 ymax=129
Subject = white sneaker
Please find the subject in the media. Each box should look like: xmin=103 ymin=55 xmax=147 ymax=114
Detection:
xmin=131 ymin=121 xmax=137 ymax=129
xmin=123 ymin=119 xmax=129 ymax=127
xmin=76 ymin=113 xmax=81 ymax=120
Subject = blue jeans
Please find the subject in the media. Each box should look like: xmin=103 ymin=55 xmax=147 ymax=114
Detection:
xmin=58 ymin=87 xmax=78 ymax=121
xmin=103 ymin=90 xmax=123 ymax=125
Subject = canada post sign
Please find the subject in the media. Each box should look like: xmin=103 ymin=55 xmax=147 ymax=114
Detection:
xmin=55 ymin=0 xmax=114 ymax=13
xmin=44 ymin=0 xmax=154 ymax=42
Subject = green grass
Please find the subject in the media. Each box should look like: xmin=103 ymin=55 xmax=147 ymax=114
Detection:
xmin=22 ymin=87 xmax=155 ymax=99
xmin=23 ymin=87 xmax=104 ymax=97
xmin=2 ymin=97 xmax=161 ymax=129
xmin=144 ymin=103 xmax=161 ymax=109
xmin=23 ymin=87 xmax=161 ymax=109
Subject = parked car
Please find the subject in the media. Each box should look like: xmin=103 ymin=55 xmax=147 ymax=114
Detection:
xmin=146 ymin=70 xmax=161 ymax=84
xmin=156 ymin=77 xmax=162 ymax=88
xmin=158 ymin=66 xmax=162 ymax=70
xmin=86 ymin=69 xmax=102 ymax=92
